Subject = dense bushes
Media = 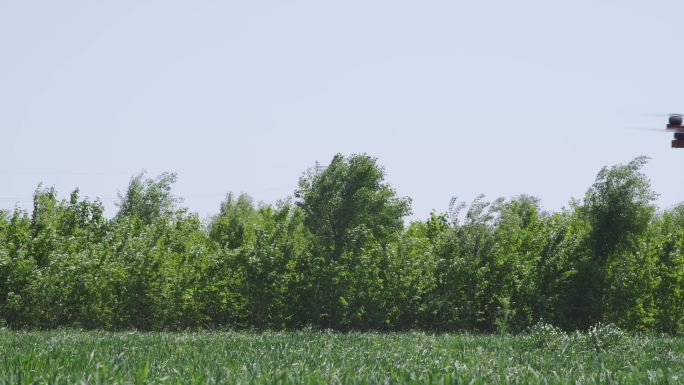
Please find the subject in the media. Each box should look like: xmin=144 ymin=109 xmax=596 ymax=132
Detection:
xmin=0 ymin=154 xmax=683 ymax=333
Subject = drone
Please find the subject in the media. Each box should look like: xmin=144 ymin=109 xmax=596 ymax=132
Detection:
xmin=666 ymin=114 xmax=684 ymax=148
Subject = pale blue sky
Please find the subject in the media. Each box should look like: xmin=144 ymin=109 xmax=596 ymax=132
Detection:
xmin=2 ymin=0 xmax=683 ymax=219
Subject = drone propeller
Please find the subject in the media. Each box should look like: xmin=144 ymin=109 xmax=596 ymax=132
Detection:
xmin=642 ymin=113 xmax=684 ymax=117
xmin=629 ymin=127 xmax=684 ymax=133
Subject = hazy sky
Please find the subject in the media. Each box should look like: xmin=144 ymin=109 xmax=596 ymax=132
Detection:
xmin=2 ymin=1 xmax=683 ymax=220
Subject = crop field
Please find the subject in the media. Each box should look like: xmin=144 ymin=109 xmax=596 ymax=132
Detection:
xmin=1 ymin=326 xmax=683 ymax=385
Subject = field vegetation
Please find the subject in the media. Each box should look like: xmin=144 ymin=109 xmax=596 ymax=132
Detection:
xmin=1 ymin=325 xmax=683 ymax=384
xmin=1 ymin=154 xmax=683 ymax=333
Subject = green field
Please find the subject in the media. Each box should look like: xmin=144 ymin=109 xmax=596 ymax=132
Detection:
xmin=1 ymin=326 xmax=683 ymax=385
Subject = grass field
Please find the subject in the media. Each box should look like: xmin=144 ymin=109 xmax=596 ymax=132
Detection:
xmin=1 ymin=325 xmax=683 ymax=384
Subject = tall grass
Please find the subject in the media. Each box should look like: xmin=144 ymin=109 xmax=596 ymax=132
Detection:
xmin=1 ymin=325 xmax=683 ymax=384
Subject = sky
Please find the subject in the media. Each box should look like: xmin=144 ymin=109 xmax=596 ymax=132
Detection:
xmin=1 ymin=0 xmax=683 ymax=220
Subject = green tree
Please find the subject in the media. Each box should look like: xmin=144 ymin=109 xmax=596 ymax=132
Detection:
xmin=295 ymin=154 xmax=411 ymax=329
xmin=29 ymin=186 xmax=60 ymax=267
xmin=110 ymin=172 xmax=188 ymax=329
xmin=1 ymin=155 xmax=681 ymax=333
xmin=384 ymin=214 xmax=445 ymax=329
xmin=652 ymin=205 xmax=684 ymax=334
xmin=208 ymin=193 xmax=259 ymax=249
xmin=295 ymin=154 xmax=411 ymax=259
xmin=116 ymin=172 xmax=180 ymax=225
xmin=0 ymin=207 xmax=35 ymax=327
xmin=571 ymin=156 xmax=657 ymax=329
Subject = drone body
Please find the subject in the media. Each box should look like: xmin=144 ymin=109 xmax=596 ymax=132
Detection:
xmin=667 ymin=114 xmax=684 ymax=148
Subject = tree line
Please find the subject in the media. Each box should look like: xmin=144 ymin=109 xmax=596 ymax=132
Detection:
xmin=0 ymin=154 xmax=682 ymax=333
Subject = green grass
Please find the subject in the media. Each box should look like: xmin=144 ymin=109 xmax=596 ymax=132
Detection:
xmin=1 ymin=327 xmax=683 ymax=384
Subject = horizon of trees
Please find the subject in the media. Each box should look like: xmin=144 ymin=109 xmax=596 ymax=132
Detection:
xmin=0 ymin=154 xmax=683 ymax=334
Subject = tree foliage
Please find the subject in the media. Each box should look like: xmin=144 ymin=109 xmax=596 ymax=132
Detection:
xmin=0 ymin=155 xmax=682 ymax=334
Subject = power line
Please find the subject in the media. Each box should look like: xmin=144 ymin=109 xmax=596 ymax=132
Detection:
xmin=0 ymin=171 xmax=162 ymax=176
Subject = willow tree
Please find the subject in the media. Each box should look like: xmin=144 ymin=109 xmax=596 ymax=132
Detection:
xmin=571 ymin=156 xmax=657 ymax=329
xmin=295 ymin=153 xmax=411 ymax=328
